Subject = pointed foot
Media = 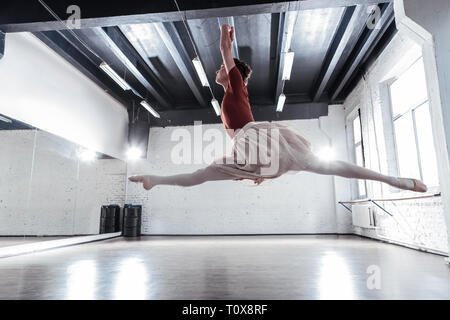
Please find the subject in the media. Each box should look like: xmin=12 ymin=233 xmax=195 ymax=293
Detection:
xmin=411 ymin=178 xmax=427 ymax=193
xmin=128 ymin=175 xmax=154 ymax=191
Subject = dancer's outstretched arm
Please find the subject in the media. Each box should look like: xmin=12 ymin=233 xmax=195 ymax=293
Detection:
xmin=220 ymin=24 xmax=235 ymax=73
xmin=304 ymin=157 xmax=427 ymax=192
xmin=129 ymin=165 xmax=235 ymax=191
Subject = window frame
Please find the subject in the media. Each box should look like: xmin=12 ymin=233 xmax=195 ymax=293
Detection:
xmin=388 ymin=57 xmax=430 ymax=184
xmin=346 ymin=108 xmax=367 ymax=199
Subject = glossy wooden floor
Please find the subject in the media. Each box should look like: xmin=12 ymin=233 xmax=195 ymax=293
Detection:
xmin=0 ymin=235 xmax=449 ymax=300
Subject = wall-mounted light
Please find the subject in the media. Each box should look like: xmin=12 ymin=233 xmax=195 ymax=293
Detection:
xmin=211 ymin=99 xmax=221 ymax=116
xmin=78 ymin=149 xmax=97 ymax=162
xmin=282 ymin=50 xmax=295 ymax=81
xmin=192 ymin=56 xmax=209 ymax=87
xmin=99 ymin=62 xmax=131 ymax=91
xmin=317 ymin=146 xmax=335 ymax=162
xmin=276 ymin=93 xmax=286 ymax=112
xmin=126 ymin=146 xmax=143 ymax=161
xmin=140 ymin=101 xmax=160 ymax=118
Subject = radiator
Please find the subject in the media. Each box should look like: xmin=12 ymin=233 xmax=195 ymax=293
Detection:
xmin=352 ymin=204 xmax=377 ymax=229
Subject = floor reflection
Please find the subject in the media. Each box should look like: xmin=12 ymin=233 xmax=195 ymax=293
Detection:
xmin=66 ymin=260 xmax=97 ymax=300
xmin=113 ymin=258 xmax=149 ymax=300
xmin=318 ymin=251 xmax=356 ymax=299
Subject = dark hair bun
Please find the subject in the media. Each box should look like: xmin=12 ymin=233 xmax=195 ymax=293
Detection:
xmin=233 ymin=58 xmax=252 ymax=84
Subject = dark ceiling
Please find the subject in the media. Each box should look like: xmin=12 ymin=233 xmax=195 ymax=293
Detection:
xmin=0 ymin=0 xmax=396 ymax=127
xmin=0 ymin=113 xmax=34 ymax=130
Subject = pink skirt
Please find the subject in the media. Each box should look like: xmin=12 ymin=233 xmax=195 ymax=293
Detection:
xmin=211 ymin=121 xmax=315 ymax=181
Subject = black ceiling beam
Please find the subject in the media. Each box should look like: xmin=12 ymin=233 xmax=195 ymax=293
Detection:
xmin=273 ymin=12 xmax=285 ymax=104
xmin=57 ymin=30 xmax=102 ymax=66
xmin=117 ymin=25 xmax=178 ymax=93
xmin=0 ymin=0 xmax=392 ymax=33
xmin=359 ymin=11 xmax=396 ymax=68
xmin=154 ymin=22 xmax=208 ymax=108
xmin=285 ymin=93 xmax=312 ymax=104
xmin=0 ymin=30 xmax=5 ymax=59
xmin=34 ymin=30 xmax=134 ymax=110
xmin=92 ymin=26 xmax=172 ymax=110
xmin=329 ymin=2 xmax=394 ymax=101
xmin=311 ymin=5 xmax=366 ymax=102
xmin=149 ymin=102 xmax=328 ymax=127
xmin=269 ymin=13 xmax=282 ymax=98
xmin=0 ymin=113 xmax=35 ymax=130
xmin=340 ymin=17 xmax=397 ymax=101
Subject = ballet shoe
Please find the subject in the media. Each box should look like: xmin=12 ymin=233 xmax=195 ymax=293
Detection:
xmin=411 ymin=179 xmax=427 ymax=193
xmin=129 ymin=175 xmax=153 ymax=191
xmin=128 ymin=176 xmax=142 ymax=183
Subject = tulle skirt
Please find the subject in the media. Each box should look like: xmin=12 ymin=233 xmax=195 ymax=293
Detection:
xmin=211 ymin=121 xmax=316 ymax=181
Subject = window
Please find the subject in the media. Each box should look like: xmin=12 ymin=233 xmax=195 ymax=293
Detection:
xmin=389 ymin=57 xmax=439 ymax=187
xmin=352 ymin=110 xmax=367 ymax=198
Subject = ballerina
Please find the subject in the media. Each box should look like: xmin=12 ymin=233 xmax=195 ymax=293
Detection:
xmin=129 ymin=24 xmax=427 ymax=194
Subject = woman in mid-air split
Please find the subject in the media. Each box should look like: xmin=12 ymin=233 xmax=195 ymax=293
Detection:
xmin=129 ymin=24 xmax=427 ymax=193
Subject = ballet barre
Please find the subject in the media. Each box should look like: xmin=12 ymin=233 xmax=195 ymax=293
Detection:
xmin=338 ymin=193 xmax=442 ymax=216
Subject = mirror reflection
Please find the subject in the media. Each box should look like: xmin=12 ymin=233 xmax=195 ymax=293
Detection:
xmin=0 ymin=112 xmax=127 ymax=249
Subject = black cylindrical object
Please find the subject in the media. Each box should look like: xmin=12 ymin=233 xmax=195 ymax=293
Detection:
xmin=123 ymin=204 xmax=130 ymax=234
xmin=123 ymin=206 xmax=141 ymax=237
xmin=99 ymin=206 xmax=108 ymax=234
xmin=136 ymin=205 xmax=142 ymax=235
xmin=104 ymin=207 xmax=116 ymax=233
xmin=109 ymin=205 xmax=122 ymax=232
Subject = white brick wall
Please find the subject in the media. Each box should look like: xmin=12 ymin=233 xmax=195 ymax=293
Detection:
xmin=74 ymin=159 xmax=127 ymax=235
xmin=0 ymin=130 xmax=35 ymax=234
xmin=343 ymin=33 xmax=449 ymax=254
xmin=0 ymin=130 xmax=127 ymax=236
xmin=126 ymin=106 xmax=353 ymax=235
xmin=375 ymin=197 xmax=447 ymax=252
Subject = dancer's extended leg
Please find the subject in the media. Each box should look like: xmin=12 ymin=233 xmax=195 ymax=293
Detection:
xmin=305 ymin=157 xmax=427 ymax=192
xmin=129 ymin=166 xmax=234 ymax=190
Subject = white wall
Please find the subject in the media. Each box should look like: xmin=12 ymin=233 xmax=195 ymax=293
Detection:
xmin=0 ymin=129 xmax=127 ymax=236
xmin=342 ymin=32 xmax=448 ymax=254
xmin=126 ymin=106 xmax=352 ymax=235
xmin=394 ymin=0 xmax=450 ymax=258
xmin=0 ymin=130 xmax=35 ymax=234
xmin=0 ymin=32 xmax=129 ymax=160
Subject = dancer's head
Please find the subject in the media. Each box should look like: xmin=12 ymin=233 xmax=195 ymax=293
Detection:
xmin=216 ymin=58 xmax=252 ymax=89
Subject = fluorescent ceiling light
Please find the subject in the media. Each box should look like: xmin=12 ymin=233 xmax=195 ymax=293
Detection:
xmin=126 ymin=146 xmax=143 ymax=161
xmin=211 ymin=99 xmax=221 ymax=116
xmin=0 ymin=115 xmax=12 ymax=123
xmin=192 ymin=56 xmax=209 ymax=87
xmin=140 ymin=100 xmax=160 ymax=118
xmin=282 ymin=50 xmax=295 ymax=81
xmin=276 ymin=93 xmax=286 ymax=112
xmin=99 ymin=62 xmax=131 ymax=90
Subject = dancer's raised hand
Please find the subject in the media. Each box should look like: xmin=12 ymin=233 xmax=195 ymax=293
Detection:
xmin=220 ymin=24 xmax=234 ymax=51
